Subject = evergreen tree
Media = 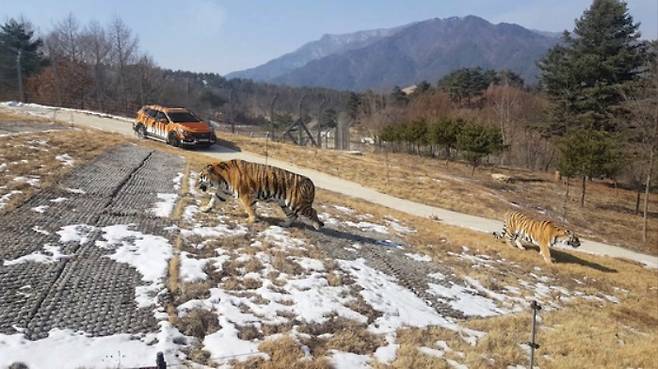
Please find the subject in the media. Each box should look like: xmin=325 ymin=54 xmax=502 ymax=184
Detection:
xmin=558 ymin=129 xmax=624 ymax=206
xmin=428 ymin=118 xmax=463 ymax=163
xmin=0 ymin=18 xmax=47 ymax=100
xmin=414 ymin=80 xmax=432 ymax=95
xmin=539 ymin=0 xmax=647 ymax=133
xmin=456 ymin=122 xmax=505 ymax=174
xmin=390 ymin=85 xmax=408 ymax=105
xmin=346 ymin=92 xmax=361 ymax=122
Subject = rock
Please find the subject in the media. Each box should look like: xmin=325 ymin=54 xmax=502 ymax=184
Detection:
xmin=491 ymin=173 xmax=512 ymax=183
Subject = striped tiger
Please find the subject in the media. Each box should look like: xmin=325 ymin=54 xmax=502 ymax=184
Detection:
xmin=493 ymin=211 xmax=580 ymax=264
xmin=197 ymin=160 xmax=324 ymax=230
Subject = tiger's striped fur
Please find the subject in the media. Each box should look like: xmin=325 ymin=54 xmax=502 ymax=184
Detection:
xmin=493 ymin=211 xmax=580 ymax=264
xmin=197 ymin=160 xmax=324 ymax=230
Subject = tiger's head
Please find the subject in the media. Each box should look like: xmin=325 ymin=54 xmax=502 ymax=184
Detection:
xmin=198 ymin=163 xmax=232 ymax=201
xmin=555 ymin=229 xmax=581 ymax=248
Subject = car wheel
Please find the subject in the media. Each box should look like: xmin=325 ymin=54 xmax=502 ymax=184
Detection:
xmin=167 ymin=132 xmax=180 ymax=147
xmin=136 ymin=125 xmax=146 ymax=139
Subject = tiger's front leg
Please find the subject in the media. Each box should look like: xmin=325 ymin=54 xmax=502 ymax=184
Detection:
xmin=539 ymin=243 xmax=553 ymax=264
xmin=200 ymin=193 xmax=217 ymax=213
xmin=279 ymin=205 xmax=298 ymax=228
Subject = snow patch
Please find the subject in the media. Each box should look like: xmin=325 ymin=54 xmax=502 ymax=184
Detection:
xmin=64 ymin=187 xmax=86 ymax=194
xmin=338 ymin=258 xmax=457 ymax=334
xmin=150 ymin=193 xmax=178 ymax=218
xmin=0 ymin=322 xmax=185 ymax=369
xmin=55 ymin=153 xmax=74 ymax=166
xmin=0 ymin=190 xmax=21 ymax=209
xmin=330 ymin=350 xmax=372 ymax=369
xmin=96 ymin=224 xmax=173 ymax=308
xmin=13 ymin=176 xmax=40 ymax=186
xmin=405 ymin=253 xmax=432 ymax=262
xmin=179 ymin=251 xmax=209 ymax=283
xmin=344 ymin=221 xmax=389 ymax=234
xmin=32 ymin=226 xmax=50 ymax=235
xmin=3 ymin=244 xmax=70 ymax=266
xmin=31 ymin=205 xmax=49 ymax=213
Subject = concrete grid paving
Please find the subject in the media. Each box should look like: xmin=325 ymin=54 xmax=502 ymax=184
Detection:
xmin=0 ymin=145 xmax=184 ymax=340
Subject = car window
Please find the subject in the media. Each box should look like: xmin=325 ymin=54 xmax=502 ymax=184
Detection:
xmin=155 ymin=111 xmax=168 ymax=122
xmin=146 ymin=109 xmax=158 ymax=118
xmin=168 ymin=112 xmax=200 ymax=123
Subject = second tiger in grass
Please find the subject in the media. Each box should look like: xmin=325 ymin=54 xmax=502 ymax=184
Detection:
xmin=197 ymin=160 xmax=324 ymax=230
xmin=493 ymin=211 xmax=580 ymax=264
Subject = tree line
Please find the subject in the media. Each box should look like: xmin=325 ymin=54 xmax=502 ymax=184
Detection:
xmin=0 ymin=14 xmax=351 ymax=128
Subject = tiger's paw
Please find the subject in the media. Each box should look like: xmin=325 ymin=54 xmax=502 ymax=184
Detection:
xmin=200 ymin=206 xmax=212 ymax=213
xmin=279 ymin=221 xmax=293 ymax=228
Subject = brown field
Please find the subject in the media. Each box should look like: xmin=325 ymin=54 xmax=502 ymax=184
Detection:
xmin=221 ymin=133 xmax=658 ymax=256
xmin=0 ymin=110 xmax=127 ymax=213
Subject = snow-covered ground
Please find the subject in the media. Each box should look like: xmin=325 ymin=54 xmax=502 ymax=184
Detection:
xmin=0 ymin=167 xmax=624 ymax=369
xmin=164 ymin=184 xmax=622 ymax=368
xmin=0 ymin=101 xmax=134 ymax=123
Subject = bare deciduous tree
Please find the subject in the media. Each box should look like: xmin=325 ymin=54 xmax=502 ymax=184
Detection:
xmin=80 ymin=20 xmax=112 ymax=111
xmin=108 ymin=16 xmax=138 ymax=113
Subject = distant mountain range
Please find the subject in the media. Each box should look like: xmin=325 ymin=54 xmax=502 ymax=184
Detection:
xmin=226 ymin=15 xmax=560 ymax=91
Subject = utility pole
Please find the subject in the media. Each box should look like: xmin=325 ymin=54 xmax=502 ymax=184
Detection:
xmin=16 ymin=48 xmax=24 ymax=102
xmin=527 ymin=300 xmax=542 ymax=369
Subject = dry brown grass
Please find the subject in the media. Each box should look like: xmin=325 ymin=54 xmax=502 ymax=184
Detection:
xmin=225 ymin=133 xmax=658 ymax=256
xmin=176 ymin=281 xmax=212 ymax=304
xmin=231 ymin=336 xmax=332 ymax=369
xmin=175 ymin=308 xmax=220 ymax=339
xmin=0 ymin=121 xmax=126 ymax=213
xmin=272 ymin=252 xmax=304 ymax=275
xmin=327 ymin=327 xmax=386 ymax=354
xmin=0 ymin=109 xmax=50 ymax=122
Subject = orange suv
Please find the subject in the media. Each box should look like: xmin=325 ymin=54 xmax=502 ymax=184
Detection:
xmin=133 ymin=105 xmax=216 ymax=147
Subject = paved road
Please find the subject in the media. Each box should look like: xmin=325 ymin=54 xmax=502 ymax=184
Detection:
xmin=4 ymin=103 xmax=656 ymax=268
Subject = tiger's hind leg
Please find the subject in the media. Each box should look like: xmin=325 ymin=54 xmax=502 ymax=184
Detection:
xmin=514 ymin=237 xmax=526 ymax=250
xmin=239 ymin=195 xmax=257 ymax=224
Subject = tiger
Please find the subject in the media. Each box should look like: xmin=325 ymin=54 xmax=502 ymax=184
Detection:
xmin=493 ymin=211 xmax=580 ymax=264
xmin=197 ymin=160 xmax=324 ymax=230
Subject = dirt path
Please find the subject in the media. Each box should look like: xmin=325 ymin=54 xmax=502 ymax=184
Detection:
xmin=4 ymin=103 xmax=656 ymax=268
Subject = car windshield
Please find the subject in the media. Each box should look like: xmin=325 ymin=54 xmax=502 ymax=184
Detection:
xmin=167 ymin=112 xmax=200 ymax=123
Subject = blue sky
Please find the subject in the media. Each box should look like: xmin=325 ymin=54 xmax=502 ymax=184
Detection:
xmin=2 ymin=0 xmax=657 ymax=75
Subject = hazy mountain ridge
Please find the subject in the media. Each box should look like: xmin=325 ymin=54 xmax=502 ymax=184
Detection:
xmin=224 ymin=23 xmax=413 ymax=81
xmin=227 ymin=15 xmax=559 ymax=90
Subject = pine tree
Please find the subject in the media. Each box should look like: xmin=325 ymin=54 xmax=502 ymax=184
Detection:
xmin=0 ymin=18 xmax=47 ymax=100
xmin=539 ymin=0 xmax=647 ymax=133
xmin=456 ymin=122 xmax=505 ymax=175
xmin=558 ymin=129 xmax=624 ymax=206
